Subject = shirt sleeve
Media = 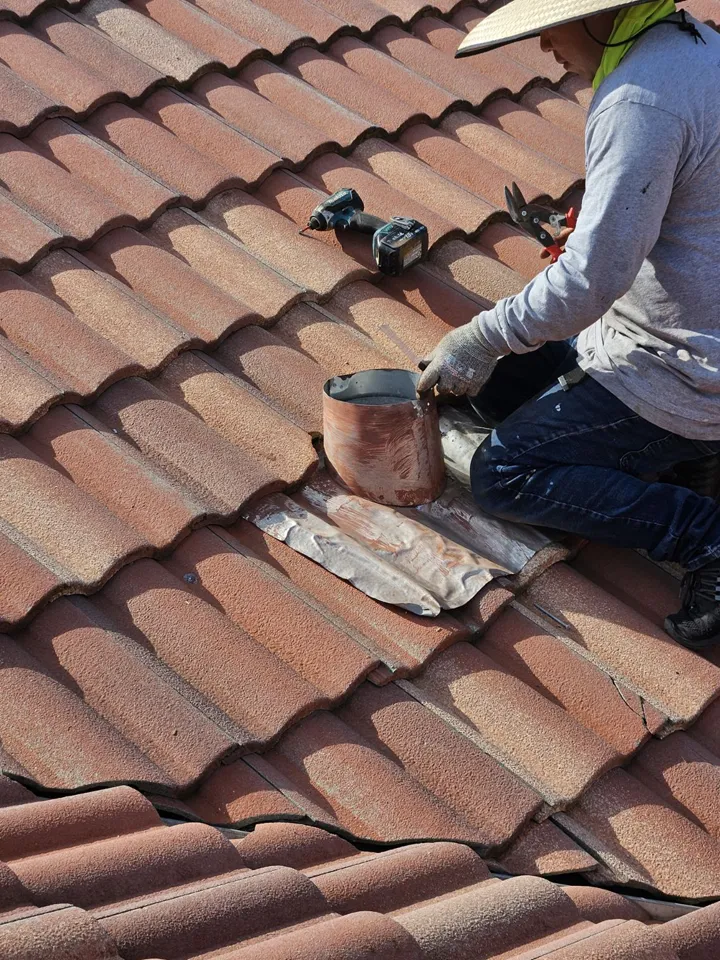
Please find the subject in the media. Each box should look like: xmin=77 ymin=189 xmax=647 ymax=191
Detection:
xmin=473 ymin=99 xmax=691 ymax=356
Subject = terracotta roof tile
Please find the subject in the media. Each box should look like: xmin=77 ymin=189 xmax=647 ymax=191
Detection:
xmin=0 ymin=0 xmax=714 ymax=936
xmin=128 ymin=0 xmax=260 ymax=69
xmin=479 ymin=607 xmax=649 ymax=757
xmin=78 ymin=0 xmax=214 ymax=83
xmin=557 ymin=768 xmax=720 ymax=899
xmin=237 ymin=60 xmax=370 ymax=154
xmin=0 ymin=784 xmax=718 ymax=957
xmin=522 ymin=564 xmax=720 ymax=728
xmin=0 ymin=906 xmax=123 ymax=960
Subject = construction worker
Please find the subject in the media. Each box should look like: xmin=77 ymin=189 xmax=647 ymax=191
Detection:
xmin=417 ymin=1 xmax=720 ymax=650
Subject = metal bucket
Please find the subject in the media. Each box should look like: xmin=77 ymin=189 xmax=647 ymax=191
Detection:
xmin=323 ymin=369 xmax=446 ymax=507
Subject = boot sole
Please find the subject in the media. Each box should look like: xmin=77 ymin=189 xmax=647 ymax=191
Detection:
xmin=664 ymin=615 xmax=720 ymax=651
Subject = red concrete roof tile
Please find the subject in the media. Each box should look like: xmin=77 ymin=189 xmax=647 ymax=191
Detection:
xmin=22 ymin=596 xmax=236 ymax=789
xmin=0 ymin=22 xmax=117 ymax=118
xmin=476 ymin=222 xmax=545 ymax=280
xmin=482 ymin=97 xmax=586 ymax=175
xmin=353 ymin=137 xmax=495 ymax=234
xmin=87 ymin=226 xmax=264 ymax=339
xmin=229 ymin=913 xmax=422 ymax=960
xmin=227 ymin=518 xmax=469 ymax=676
xmin=558 ymin=768 xmax=720 ymax=899
xmin=100 ymin=865 xmax=332 ymax=960
xmin=129 ymin=0 xmax=260 ymax=69
xmin=336 ymin=680 xmax=542 ymax=845
xmin=0 ymin=60 xmax=60 ymax=134
xmin=0 ymin=784 xmax=717 ymax=957
xmin=263 ymin=709 xmax=527 ymax=843
xmin=0 ymin=135 xmax=129 ymax=251
xmin=373 ymin=25 xmax=506 ymax=105
xmin=413 ymin=15 xmax=538 ymax=91
xmin=186 ymin=0 xmax=308 ymax=56
xmin=139 ymin=87 xmax=281 ymax=187
xmin=34 ymin=8 xmax=163 ymax=101
xmin=307 ymin=0 xmax=401 ymax=34
xmin=408 ymin=641 xmax=619 ymax=807
xmin=89 ymin=375 xmax=303 ymax=508
xmin=250 ymin=0 xmax=347 ymax=46
xmin=236 ymin=820 xmax=357 ymax=870
xmin=522 ymin=564 xmax=720 ymax=728
xmin=0 ymin=906 xmax=123 ymax=960
xmin=83 ymin=103 xmax=238 ymax=205
xmin=654 ymin=901 xmax=720 ymax=960
xmin=237 ymin=60 xmax=369 ymax=154
xmin=497 ymin=819 xmax=599 ymax=878
xmin=629 ymin=732 xmax=720 ymax=841
xmin=331 ymin=34 xmax=459 ymax=119
xmin=284 ymin=47 xmax=421 ymax=133
xmin=162 ymin=527 xmax=378 ymax=697
xmin=78 ymin=0 xmax=214 ymax=83
xmin=0 ymin=773 xmax=35 ymax=808
xmin=571 ymin=544 xmax=680 ymax=631
xmin=398 ymin=875 xmax=587 ymax=960
xmin=478 ymin=607 xmax=649 ymax=757
xmin=312 ymin=841 xmax=490 ymax=914
xmin=0 ymin=271 xmax=140 ymax=396
xmin=28 ymin=249 xmax=193 ymax=374
xmin=29 ymin=119 xmax=176 ymax=226
xmin=521 ymin=87 xmax=589 ymax=139
xmin=0 ymin=340 xmax=65 ymax=433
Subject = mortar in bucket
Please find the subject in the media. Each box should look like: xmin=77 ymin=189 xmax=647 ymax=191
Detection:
xmin=323 ymin=368 xmax=446 ymax=507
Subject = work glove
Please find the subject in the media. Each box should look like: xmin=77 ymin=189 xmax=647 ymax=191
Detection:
xmin=417 ymin=321 xmax=498 ymax=397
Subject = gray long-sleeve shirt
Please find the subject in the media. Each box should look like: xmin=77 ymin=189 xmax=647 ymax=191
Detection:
xmin=474 ymin=15 xmax=720 ymax=440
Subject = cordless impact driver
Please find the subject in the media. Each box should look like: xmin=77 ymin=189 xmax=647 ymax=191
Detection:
xmin=302 ymin=188 xmax=429 ymax=277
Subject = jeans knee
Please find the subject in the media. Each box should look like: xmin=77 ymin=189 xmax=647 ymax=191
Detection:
xmin=471 ymin=440 xmax=516 ymax=515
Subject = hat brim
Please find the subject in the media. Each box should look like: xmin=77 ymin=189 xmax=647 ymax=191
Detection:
xmin=455 ymin=0 xmax=682 ymax=57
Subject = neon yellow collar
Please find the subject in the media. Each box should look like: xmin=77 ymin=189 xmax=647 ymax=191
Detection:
xmin=592 ymin=0 xmax=676 ymax=91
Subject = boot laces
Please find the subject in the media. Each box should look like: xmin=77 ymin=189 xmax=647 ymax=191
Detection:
xmin=685 ymin=565 xmax=720 ymax=610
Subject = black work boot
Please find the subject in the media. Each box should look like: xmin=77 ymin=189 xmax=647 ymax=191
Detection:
xmin=665 ymin=557 xmax=720 ymax=650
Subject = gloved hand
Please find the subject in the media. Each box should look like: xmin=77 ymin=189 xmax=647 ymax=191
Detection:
xmin=417 ymin=322 xmax=498 ymax=397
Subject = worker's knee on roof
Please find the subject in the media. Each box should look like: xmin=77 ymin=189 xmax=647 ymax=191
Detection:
xmin=470 ymin=439 xmax=529 ymax=518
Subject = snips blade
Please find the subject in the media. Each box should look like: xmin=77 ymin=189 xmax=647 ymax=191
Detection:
xmin=505 ymin=182 xmax=528 ymax=226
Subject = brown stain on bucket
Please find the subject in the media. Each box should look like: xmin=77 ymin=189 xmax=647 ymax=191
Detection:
xmin=323 ymin=369 xmax=446 ymax=507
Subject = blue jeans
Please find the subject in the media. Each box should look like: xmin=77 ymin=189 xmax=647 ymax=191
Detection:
xmin=471 ymin=342 xmax=720 ymax=571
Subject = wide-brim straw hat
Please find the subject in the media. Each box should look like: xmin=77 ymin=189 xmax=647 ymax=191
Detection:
xmin=456 ymin=0 xmax=686 ymax=57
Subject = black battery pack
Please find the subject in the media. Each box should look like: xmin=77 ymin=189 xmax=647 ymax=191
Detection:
xmin=372 ymin=217 xmax=429 ymax=276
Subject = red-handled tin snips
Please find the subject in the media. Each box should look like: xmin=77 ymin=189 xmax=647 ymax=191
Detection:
xmin=504 ymin=182 xmax=578 ymax=263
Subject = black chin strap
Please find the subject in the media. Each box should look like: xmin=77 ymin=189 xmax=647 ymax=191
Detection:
xmin=583 ymin=9 xmax=707 ymax=47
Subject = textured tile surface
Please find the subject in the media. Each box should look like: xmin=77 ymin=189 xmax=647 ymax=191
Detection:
xmin=2 ymin=783 xmax=717 ymax=960
xmin=0 ymin=0 xmax=717 ymax=926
